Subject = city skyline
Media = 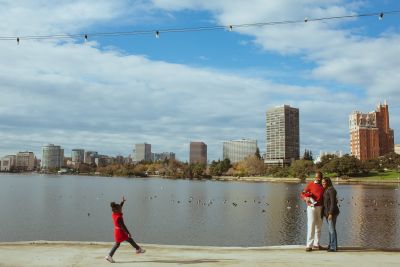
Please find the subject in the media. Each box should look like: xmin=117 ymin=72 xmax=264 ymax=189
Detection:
xmin=1 ymin=1 xmax=400 ymax=161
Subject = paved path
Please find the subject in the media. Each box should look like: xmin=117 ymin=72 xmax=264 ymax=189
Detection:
xmin=1 ymin=242 xmax=399 ymax=267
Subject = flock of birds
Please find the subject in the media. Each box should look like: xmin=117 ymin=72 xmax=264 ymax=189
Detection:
xmin=142 ymin=192 xmax=400 ymax=214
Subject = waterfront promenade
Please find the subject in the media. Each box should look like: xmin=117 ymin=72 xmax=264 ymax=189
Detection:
xmin=1 ymin=242 xmax=399 ymax=267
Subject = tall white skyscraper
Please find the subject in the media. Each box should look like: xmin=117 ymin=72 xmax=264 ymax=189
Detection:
xmin=135 ymin=143 xmax=152 ymax=162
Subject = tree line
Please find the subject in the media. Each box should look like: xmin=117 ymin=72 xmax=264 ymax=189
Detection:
xmin=65 ymin=150 xmax=400 ymax=180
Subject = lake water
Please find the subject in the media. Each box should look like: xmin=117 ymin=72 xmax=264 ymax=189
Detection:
xmin=0 ymin=174 xmax=399 ymax=248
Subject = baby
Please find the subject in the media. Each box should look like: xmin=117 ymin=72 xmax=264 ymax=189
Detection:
xmin=303 ymin=191 xmax=317 ymax=207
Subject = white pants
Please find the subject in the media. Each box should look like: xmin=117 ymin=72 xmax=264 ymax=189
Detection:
xmin=306 ymin=205 xmax=323 ymax=248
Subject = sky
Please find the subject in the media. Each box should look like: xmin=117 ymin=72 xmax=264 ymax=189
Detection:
xmin=0 ymin=0 xmax=400 ymax=162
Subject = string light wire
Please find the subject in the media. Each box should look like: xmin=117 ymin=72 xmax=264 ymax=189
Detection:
xmin=0 ymin=10 xmax=399 ymax=42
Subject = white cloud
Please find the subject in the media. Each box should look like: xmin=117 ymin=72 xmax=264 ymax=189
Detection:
xmin=1 ymin=0 xmax=399 ymax=161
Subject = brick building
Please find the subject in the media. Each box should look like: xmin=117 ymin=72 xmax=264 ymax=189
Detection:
xmin=349 ymin=101 xmax=394 ymax=160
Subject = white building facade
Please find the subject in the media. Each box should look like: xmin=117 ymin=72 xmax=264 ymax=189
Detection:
xmin=42 ymin=144 xmax=64 ymax=169
xmin=16 ymin=152 xmax=36 ymax=171
xmin=223 ymin=139 xmax=258 ymax=163
xmin=1 ymin=155 xmax=16 ymax=171
xmin=135 ymin=143 xmax=152 ymax=162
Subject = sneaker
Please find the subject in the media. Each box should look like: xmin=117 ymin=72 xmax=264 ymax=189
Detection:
xmin=305 ymin=247 xmax=312 ymax=252
xmin=313 ymin=245 xmax=326 ymax=250
xmin=105 ymin=255 xmax=115 ymax=263
xmin=136 ymin=248 xmax=146 ymax=254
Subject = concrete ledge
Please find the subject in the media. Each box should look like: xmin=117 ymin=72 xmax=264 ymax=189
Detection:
xmin=1 ymin=241 xmax=399 ymax=267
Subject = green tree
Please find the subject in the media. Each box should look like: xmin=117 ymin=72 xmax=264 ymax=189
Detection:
xmin=323 ymin=155 xmax=361 ymax=177
xmin=317 ymin=154 xmax=338 ymax=169
xmin=255 ymin=147 xmax=261 ymax=159
xmin=189 ymin=163 xmax=206 ymax=178
xmin=209 ymin=159 xmax=232 ymax=176
xmin=291 ymin=160 xmax=314 ymax=180
xmin=302 ymin=149 xmax=313 ymax=161
xmin=267 ymin=165 xmax=291 ymax=177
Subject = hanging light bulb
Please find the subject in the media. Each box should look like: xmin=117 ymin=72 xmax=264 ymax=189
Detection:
xmin=379 ymin=12 xmax=384 ymax=20
xmin=155 ymin=31 xmax=160 ymax=38
xmin=17 ymin=37 xmax=19 ymax=45
xmin=229 ymin=25 xmax=233 ymax=31
xmin=84 ymin=34 xmax=88 ymax=41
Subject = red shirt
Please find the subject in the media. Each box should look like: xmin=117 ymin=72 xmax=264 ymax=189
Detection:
xmin=301 ymin=181 xmax=324 ymax=206
xmin=112 ymin=212 xmax=129 ymax=243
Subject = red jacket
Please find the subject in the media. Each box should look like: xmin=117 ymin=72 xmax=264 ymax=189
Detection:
xmin=301 ymin=181 xmax=324 ymax=206
xmin=112 ymin=212 xmax=130 ymax=243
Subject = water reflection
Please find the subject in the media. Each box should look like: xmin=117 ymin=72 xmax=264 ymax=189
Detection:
xmin=343 ymin=185 xmax=399 ymax=248
xmin=0 ymin=174 xmax=399 ymax=248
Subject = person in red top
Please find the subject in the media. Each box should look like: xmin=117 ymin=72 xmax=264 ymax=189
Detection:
xmin=301 ymin=171 xmax=325 ymax=252
xmin=105 ymin=196 xmax=145 ymax=263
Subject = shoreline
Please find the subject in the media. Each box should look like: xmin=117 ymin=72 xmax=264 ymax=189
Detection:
xmin=2 ymin=172 xmax=400 ymax=185
xmin=1 ymin=241 xmax=399 ymax=267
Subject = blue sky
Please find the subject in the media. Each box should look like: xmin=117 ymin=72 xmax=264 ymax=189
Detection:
xmin=0 ymin=0 xmax=400 ymax=161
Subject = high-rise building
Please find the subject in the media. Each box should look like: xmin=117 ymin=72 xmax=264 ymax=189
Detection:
xmin=1 ymin=155 xmax=16 ymax=171
xmin=16 ymin=152 xmax=36 ymax=171
xmin=349 ymin=101 xmax=394 ymax=160
xmin=84 ymin=151 xmax=98 ymax=164
xmin=135 ymin=143 xmax=152 ymax=162
xmin=71 ymin=149 xmax=84 ymax=163
xmin=265 ymin=105 xmax=299 ymax=165
xmin=190 ymin=142 xmax=207 ymax=165
xmin=223 ymin=139 xmax=258 ymax=163
xmin=41 ymin=144 xmax=64 ymax=169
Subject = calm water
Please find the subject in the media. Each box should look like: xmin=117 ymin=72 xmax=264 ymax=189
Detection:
xmin=0 ymin=174 xmax=399 ymax=248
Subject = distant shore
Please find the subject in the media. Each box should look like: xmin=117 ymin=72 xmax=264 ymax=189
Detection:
xmin=206 ymin=176 xmax=400 ymax=184
xmin=2 ymin=172 xmax=400 ymax=185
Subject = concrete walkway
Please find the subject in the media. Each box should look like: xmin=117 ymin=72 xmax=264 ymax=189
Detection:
xmin=1 ymin=242 xmax=399 ymax=267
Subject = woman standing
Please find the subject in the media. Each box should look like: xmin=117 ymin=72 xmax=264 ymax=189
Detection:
xmin=322 ymin=177 xmax=340 ymax=252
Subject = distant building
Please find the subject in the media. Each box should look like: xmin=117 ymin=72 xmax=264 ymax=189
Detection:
xmin=1 ymin=155 xmax=16 ymax=171
xmin=16 ymin=151 xmax=36 ymax=171
xmin=71 ymin=149 xmax=84 ymax=163
xmin=84 ymin=151 xmax=98 ymax=165
xmin=115 ymin=155 xmax=125 ymax=164
xmin=95 ymin=155 xmax=109 ymax=167
xmin=395 ymin=144 xmax=400 ymax=155
xmin=152 ymin=152 xmax=175 ymax=162
xmin=314 ymin=151 xmax=343 ymax=164
xmin=223 ymin=139 xmax=258 ymax=163
xmin=42 ymin=144 xmax=64 ymax=169
xmin=135 ymin=143 xmax=152 ymax=162
xmin=349 ymin=101 xmax=394 ymax=160
xmin=265 ymin=105 xmax=299 ymax=165
xmin=190 ymin=142 xmax=207 ymax=165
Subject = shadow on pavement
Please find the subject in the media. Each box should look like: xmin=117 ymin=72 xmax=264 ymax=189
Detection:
xmin=116 ymin=259 xmax=224 ymax=264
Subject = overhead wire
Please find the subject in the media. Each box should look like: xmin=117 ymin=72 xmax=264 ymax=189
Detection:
xmin=0 ymin=10 xmax=399 ymax=42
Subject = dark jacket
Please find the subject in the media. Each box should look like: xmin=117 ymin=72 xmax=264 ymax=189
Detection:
xmin=323 ymin=186 xmax=340 ymax=217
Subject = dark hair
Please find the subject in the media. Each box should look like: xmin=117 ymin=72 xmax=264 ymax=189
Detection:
xmin=315 ymin=171 xmax=323 ymax=179
xmin=110 ymin=202 xmax=121 ymax=212
xmin=322 ymin=177 xmax=333 ymax=187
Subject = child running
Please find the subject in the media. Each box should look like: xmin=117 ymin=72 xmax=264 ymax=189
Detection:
xmin=105 ymin=195 xmax=145 ymax=263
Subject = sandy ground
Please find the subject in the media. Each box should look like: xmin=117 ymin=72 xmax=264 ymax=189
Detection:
xmin=1 ymin=242 xmax=399 ymax=267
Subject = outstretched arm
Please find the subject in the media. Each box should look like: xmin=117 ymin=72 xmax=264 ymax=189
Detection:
xmin=120 ymin=195 xmax=126 ymax=207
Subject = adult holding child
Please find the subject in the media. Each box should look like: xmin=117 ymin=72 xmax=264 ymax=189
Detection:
xmin=322 ymin=177 xmax=340 ymax=252
xmin=301 ymin=171 xmax=325 ymax=252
